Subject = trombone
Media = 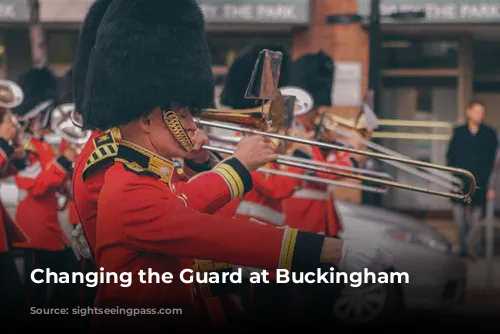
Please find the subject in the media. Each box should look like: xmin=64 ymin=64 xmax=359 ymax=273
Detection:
xmin=259 ymin=167 xmax=389 ymax=194
xmin=207 ymin=134 xmax=395 ymax=180
xmin=194 ymin=99 xmax=476 ymax=202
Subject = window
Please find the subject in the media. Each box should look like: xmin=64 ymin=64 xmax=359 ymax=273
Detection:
xmin=382 ymin=37 xmax=459 ymax=69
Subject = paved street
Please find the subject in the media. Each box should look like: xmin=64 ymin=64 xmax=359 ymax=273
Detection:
xmin=417 ymin=218 xmax=500 ymax=324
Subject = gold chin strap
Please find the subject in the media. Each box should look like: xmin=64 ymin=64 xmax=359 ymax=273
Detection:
xmin=162 ymin=110 xmax=194 ymax=152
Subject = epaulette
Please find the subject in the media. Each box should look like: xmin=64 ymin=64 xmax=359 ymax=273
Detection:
xmin=82 ymin=128 xmax=119 ymax=181
xmin=23 ymin=141 xmax=37 ymax=154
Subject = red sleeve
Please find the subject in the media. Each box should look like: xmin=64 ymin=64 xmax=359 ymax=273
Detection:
xmin=100 ymin=176 xmax=326 ymax=273
xmin=173 ymin=157 xmax=253 ymax=214
xmin=14 ymin=153 xmax=71 ymax=197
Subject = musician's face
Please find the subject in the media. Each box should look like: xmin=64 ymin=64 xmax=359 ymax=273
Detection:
xmin=142 ymin=107 xmax=198 ymax=159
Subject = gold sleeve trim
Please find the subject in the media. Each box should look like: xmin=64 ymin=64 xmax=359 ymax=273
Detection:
xmin=279 ymin=227 xmax=298 ymax=271
xmin=214 ymin=163 xmax=244 ymax=200
xmin=194 ymin=261 xmax=232 ymax=272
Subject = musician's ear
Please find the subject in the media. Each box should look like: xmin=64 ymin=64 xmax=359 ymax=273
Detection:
xmin=139 ymin=109 xmax=156 ymax=133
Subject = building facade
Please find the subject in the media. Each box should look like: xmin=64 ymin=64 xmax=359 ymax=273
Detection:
xmin=1 ymin=0 xmax=499 ymax=212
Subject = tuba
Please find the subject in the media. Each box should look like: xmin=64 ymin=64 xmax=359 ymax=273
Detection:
xmin=50 ymin=103 xmax=91 ymax=153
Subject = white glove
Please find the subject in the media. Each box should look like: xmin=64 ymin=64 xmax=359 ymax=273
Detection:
xmin=71 ymin=224 xmax=92 ymax=261
xmin=338 ymin=239 xmax=394 ymax=273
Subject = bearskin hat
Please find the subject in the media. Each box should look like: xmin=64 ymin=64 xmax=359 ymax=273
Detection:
xmin=80 ymin=0 xmax=214 ymax=130
xmin=73 ymin=0 xmax=112 ymax=114
xmin=11 ymin=67 xmax=59 ymax=120
xmin=290 ymin=50 xmax=335 ymax=107
xmin=220 ymin=43 xmax=291 ymax=109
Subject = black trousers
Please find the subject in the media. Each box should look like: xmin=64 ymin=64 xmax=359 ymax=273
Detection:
xmin=0 ymin=252 xmax=27 ymax=332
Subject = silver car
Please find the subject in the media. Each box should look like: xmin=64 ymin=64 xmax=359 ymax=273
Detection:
xmin=332 ymin=200 xmax=466 ymax=324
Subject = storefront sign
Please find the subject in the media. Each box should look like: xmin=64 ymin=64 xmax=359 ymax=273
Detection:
xmin=357 ymin=0 xmax=500 ymax=22
xmin=0 ymin=0 xmax=29 ymax=22
xmin=199 ymin=0 xmax=310 ymax=24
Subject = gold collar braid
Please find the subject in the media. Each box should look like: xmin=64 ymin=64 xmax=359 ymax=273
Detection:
xmin=115 ymin=140 xmax=175 ymax=184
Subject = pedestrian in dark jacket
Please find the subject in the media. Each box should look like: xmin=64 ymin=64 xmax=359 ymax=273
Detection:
xmin=446 ymin=100 xmax=498 ymax=257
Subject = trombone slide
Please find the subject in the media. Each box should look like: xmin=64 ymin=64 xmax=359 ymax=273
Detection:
xmin=258 ymin=168 xmax=389 ymax=194
xmin=198 ymin=119 xmax=476 ymax=202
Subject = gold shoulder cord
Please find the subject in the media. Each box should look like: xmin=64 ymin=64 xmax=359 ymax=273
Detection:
xmin=162 ymin=110 xmax=194 ymax=152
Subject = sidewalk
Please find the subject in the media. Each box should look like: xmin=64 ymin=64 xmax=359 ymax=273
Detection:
xmin=425 ymin=217 xmax=500 ymax=315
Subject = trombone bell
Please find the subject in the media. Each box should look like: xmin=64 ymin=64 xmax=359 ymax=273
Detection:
xmin=198 ymin=93 xmax=290 ymax=133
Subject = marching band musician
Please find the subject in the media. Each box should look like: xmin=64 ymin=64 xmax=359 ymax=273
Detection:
xmin=10 ymin=67 xmax=79 ymax=311
xmin=283 ymin=51 xmax=355 ymax=237
xmin=281 ymin=51 xmax=364 ymax=321
xmin=216 ymin=43 xmax=307 ymax=322
xmin=76 ymin=0 xmax=392 ymax=332
xmin=0 ymin=81 xmax=30 ymax=330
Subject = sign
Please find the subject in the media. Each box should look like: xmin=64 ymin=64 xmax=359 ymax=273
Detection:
xmin=332 ymin=62 xmax=363 ymax=107
xmin=198 ymin=0 xmax=310 ymax=24
xmin=357 ymin=0 xmax=500 ymax=23
xmin=0 ymin=0 xmax=29 ymax=22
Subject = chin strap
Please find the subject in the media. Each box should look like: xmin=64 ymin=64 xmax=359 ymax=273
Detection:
xmin=161 ymin=110 xmax=194 ymax=152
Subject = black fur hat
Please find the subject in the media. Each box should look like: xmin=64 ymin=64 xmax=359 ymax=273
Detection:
xmin=12 ymin=67 xmax=59 ymax=121
xmin=290 ymin=50 xmax=335 ymax=107
xmin=73 ymin=0 xmax=113 ymax=114
xmin=81 ymin=0 xmax=214 ymax=130
xmin=220 ymin=43 xmax=290 ymax=109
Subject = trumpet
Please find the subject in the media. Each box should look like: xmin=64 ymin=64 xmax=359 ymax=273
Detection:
xmin=50 ymin=103 xmax=91 ymax=154
xmin=195 ymin=102 xmax=476 ymax=202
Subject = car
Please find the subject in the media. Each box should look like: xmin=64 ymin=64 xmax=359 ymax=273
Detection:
xmin=331 ymin=199 xmax=466 ymax=324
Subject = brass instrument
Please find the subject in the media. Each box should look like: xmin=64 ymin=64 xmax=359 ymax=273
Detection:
xmin=321 ymin=112 xmax=463 ymax=192
xmin=208 ymin=133 xmax=394 ymax=180
xmin=259 ymin=167 xmax=389 ymax=194
xmin=0 ymin=80 xmax=27 ymax=146
xmin=196 ymin=107 xmax=476 ymax=202
xmin=0 ymin=79 xmax=24 ymax=109
xmin=50 ymin=103 xmax=91 ymax=154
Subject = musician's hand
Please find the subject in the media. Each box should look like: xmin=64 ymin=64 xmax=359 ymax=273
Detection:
xmin=234 ymin=135 xmax=277 ymax=171
xmin=63 ymin=146 xmax=78 ymax=162
xmin=71 ymin=224 xmax=92 ymax=261
xmin=184 ymin=128 xmax=210 ymax=164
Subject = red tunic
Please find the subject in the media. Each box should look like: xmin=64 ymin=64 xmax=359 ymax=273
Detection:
xmin=72 ymin=130 xmax=116 ymax=251
xmin=283 ymin=146 xmax=352 ymax=236
xmin=12 ymin=138 xmax=72 ymax=250
xmin=91 ymin=141 xmax=326 ymax=331
xmin=222 ymin=163 xmax=303 ymax=226
xmin=0 ymin=138 xmax=29 ymax=253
